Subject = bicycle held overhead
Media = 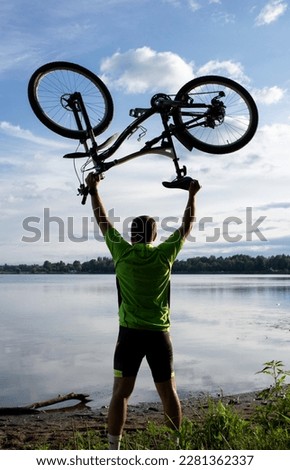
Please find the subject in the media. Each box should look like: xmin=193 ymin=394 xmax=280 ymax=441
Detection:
xmin=28 ymin=61 xmax=258 ymax=204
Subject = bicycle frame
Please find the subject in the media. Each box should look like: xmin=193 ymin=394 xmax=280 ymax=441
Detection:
xmin=64 ymin=93 xmax=191 ymax=203
xmin=98 ymin=97 xmax=214 ymax=171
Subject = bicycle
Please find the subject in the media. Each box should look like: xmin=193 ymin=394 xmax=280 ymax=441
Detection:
xmin=28 ymin=61 xmax=258 ymax=204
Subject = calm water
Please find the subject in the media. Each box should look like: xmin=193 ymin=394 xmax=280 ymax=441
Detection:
xmin=1 ymin=274 xmax=290 ymax=409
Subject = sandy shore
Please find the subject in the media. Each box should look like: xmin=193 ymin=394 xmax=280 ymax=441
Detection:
xmin=0 ymin=390 xmax=264 ymax=450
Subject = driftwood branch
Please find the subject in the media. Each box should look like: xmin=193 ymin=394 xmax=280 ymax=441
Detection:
xmin=27 ymin=392 xmax=91 ymax=410
xmin=0 ymin=392 xmax=91 ymax=415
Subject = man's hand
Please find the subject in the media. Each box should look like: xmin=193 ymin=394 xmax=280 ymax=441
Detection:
xmin=85 ymin=172 xmax=102 ymax=195
xmin=189 ymin=179 xmax=201 ymax=197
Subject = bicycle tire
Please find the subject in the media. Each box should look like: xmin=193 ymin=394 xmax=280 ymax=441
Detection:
xmin=28 ymin=61 xmax=114 ymax=139
xmin=172 ymin=75 xmax=258 ymax=154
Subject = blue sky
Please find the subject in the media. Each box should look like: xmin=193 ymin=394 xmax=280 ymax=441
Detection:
xmin=1 ymin=0 xmax=290 ymax=264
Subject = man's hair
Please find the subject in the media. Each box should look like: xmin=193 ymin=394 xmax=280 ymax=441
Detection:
xmin=131 ymin=215 xmax=157 ymax=244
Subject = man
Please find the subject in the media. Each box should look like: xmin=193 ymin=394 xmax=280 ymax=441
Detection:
xmin=86 ymin=172 xmax=201 ymax=449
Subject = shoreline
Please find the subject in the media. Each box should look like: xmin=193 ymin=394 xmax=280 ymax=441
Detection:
xmin=0 ymin=390 xmax=262 ymax=450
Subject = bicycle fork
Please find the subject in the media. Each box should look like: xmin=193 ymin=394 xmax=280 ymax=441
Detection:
xmin=160 ymin=114 xmax=187 ymax=179
xmin=62 ymin=92 xmax=102 ymax=204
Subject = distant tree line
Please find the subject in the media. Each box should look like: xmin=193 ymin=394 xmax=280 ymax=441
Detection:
xmin=1 ymin=254 xmax=290 ymax=274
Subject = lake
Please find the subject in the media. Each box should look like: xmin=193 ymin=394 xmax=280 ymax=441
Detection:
xmin=1 ymin=274 xmax=290 ymax=409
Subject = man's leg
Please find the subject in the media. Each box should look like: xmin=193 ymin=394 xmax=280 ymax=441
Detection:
xmin=146 ymin=331 xmax=182 ymax=429
xmin=107 ymin=376 xmax=136 ymax=449
xmin=155 ymin=377 xmax=182 ymax=430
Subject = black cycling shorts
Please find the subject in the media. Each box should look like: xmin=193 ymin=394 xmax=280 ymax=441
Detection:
xmin=113 ymin=326 xmax=174 ymax=383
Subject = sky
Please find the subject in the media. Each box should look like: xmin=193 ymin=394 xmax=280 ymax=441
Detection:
xmin=1 ymin=0 xmax=290 ymax=264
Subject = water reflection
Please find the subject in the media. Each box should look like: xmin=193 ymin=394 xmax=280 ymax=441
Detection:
xmin=0 ymin=274 xmax=290 ymax=408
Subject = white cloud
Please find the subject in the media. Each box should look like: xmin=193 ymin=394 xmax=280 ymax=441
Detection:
xmin=164 ymin=0 xmax=220 ymax=11
xmin=100 ymin=47 xmax=195 ymax=94
xmin=0 ymin=121 xmax=71 ymax=149
xmin=255 ymin=0 xmax=287 ymax=26
xmin=211 ymin=11 xmax=235 ymax=24
xmin=0 ymin=36 xmax=38 ymax=75
xmin=100 ymin=48 xmax=257 ymax=95
xmin=251 ymin=86 xmax=285 ymax=105
xmin=197 ymin=60 xmax=250 ymax=85
xmin=188 ymin=0 xmax=201 ymax=12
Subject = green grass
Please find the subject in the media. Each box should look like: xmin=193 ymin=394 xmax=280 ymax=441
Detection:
xmin=43 ymin=400 xmax=289 ymax=450
xmin=36 ymin=360 xmax=290 ymax=450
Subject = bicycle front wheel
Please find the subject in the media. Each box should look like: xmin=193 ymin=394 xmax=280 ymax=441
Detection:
xmin=28 ymin=61 xmax=114 ymax=139
xmin=172 ymin=75 xmax=258 ymax=154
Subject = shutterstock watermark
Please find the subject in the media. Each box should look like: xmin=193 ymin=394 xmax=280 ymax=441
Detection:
xmin=21 ymin=207 xmax=267 ymax=244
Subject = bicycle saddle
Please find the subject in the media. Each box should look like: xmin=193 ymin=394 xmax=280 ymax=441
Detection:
xmin=162 ymin=176 xmax=195 ymax=190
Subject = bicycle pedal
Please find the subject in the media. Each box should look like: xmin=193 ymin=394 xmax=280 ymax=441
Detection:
xmin=162 ymin=176 xmax=194 ymax=190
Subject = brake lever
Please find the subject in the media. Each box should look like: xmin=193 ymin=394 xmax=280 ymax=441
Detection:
xmin=78 ymin=171 xmax=105 ymax=205
xmin=78 ymin=184 xmax=89 ymax=205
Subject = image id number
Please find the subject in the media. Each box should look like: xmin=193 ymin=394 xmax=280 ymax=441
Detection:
xmin=179 ymin=454 xmax=254 ymax=465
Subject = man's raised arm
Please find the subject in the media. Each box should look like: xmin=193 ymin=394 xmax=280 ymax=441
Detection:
xmin=85 ymin=173 xmax=113 ymax=236
xmin=178 ymin=180 xmax=201 ymax=240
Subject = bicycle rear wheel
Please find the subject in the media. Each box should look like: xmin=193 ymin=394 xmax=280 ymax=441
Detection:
xmin=172 ymin=75 xmax=258 ymax=154
xmin=28 ymin=61 xmax=114 ymax=139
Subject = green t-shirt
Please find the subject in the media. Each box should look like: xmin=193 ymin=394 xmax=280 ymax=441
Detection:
xmin=105 ymin=227 xmax=184 ymax=331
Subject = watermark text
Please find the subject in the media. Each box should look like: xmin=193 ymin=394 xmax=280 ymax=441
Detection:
xmin=21 ymin=207 xmax=267 ymax=244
